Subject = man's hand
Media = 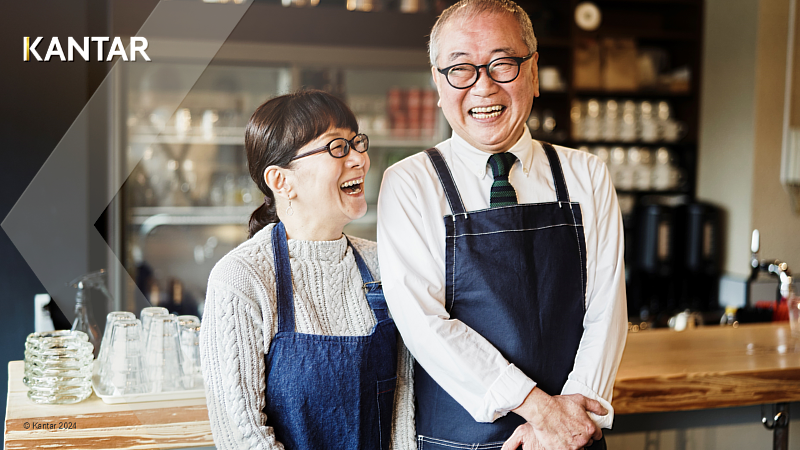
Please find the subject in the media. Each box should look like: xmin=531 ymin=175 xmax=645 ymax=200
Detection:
xmin=502 ymin=388 xmax=606 ymax=450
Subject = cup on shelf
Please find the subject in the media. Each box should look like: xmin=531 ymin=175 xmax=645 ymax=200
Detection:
xmin=144 ymin=314 xmax=185 ymax=393
xmin=103 ymin=319 xmax=149 ymax=396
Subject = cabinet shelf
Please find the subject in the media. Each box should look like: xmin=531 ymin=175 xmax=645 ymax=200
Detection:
xmin=132 ymin=207 xmax=253 ymax=233
xmin=573 ymin=90 xmax=692 ymax=99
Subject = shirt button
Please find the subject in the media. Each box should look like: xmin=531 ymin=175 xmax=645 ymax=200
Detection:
xmin=477 ymin=170 xmax=483 ymax=177
xmin=523 ymin=168 xmax=529 ymax=174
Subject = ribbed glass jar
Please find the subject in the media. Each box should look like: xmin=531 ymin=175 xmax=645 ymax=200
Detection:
xmin=23 ymin=331 xmax=94 ymax=404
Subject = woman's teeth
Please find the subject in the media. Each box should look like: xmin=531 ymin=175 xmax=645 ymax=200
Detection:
xmin=340 ymin=178 xmax=364 ymax=195
xmin=470 ymin=106 xmax=504 ymax=119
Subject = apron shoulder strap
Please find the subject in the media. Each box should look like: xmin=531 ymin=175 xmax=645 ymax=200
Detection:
xmin=346 ymin=238 xmax=390 ymax=322
xmin=424 ymin=148 xmax=467 ymax=216
xmin=540 ymin=141 xmax=571 ymax=203
xmin=271 ymin=222 xmax=296 ymax=334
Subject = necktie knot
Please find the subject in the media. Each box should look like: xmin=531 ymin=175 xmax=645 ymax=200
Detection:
xmin=487 ymin=152 xmax=519 ymax=208
xmin=488 ymin=152 xmax=517 ymax=180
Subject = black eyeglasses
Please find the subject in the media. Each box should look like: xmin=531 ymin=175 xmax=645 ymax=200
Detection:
xmin=437 ymin=54 xmax=533 ymax=89
xmin=291 ymin=134 xmax=369 ymax=161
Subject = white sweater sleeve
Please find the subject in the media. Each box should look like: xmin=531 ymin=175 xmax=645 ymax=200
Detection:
xmin=201 ymin=276 xmax=284 ymax=450
xmin=391 ymin=335 xmax=416 ymax=450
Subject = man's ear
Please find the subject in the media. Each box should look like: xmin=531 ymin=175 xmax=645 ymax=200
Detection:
xmin=530 ymin=52 xmax=540 ymax=98
xmin=431 ymin=65 xmax=443 ymax=108
xmin=264 ymin=166 xmax=295 ymax=200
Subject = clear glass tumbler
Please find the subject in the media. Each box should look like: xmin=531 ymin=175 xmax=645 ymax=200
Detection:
xmin=180 ymin=324 xmax=203 ymax=389
xmin=145 ymin=314 xmax=185 ymax=392
xmin=104 ymin=318 xmax=149 ymax=396
xmin=140 ymin=306 xmax=169 ymax=342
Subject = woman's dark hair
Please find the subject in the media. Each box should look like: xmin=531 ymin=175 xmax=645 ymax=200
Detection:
xmin=245 ymin=89 xmax=359 ymax=238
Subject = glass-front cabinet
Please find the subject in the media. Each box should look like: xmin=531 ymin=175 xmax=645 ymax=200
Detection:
xmin=117 ymin=43 xmax=448 ymax=316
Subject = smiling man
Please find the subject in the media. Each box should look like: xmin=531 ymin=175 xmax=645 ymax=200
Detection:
xmin=376 ymin=0 xmax=628 ymax=449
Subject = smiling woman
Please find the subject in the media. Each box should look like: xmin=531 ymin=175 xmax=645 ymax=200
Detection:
xmin=199 ymin=90 xmax=416 ymax=450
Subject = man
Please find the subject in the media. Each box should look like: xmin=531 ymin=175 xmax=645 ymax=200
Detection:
xmin=376 ymin=0 xmax=627 ymax=449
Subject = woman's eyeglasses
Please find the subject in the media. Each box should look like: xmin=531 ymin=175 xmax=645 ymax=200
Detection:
xmin=292 ymin=134 xmax=370 ymax=161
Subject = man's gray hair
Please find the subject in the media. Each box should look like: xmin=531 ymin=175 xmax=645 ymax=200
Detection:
xmin=428 ymin=0 xmax=537 ymax=67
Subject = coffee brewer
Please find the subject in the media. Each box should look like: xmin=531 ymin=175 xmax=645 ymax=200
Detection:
xmin=628 ymin=201 xmax=722 ymax=325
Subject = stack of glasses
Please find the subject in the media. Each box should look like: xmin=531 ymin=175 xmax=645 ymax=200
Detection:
xmin=94 ymin=307 xmax=203 ymax=396
xmin=23 ymin=331 xmax=94 ymax=404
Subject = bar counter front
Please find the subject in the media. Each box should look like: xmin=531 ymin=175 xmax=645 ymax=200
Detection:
xmin=5 ymin=323 xmax=800 ymax=449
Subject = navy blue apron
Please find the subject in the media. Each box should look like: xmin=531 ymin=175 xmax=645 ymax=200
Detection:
xmin=416 ymin=143 xmax=606 ymax=449
xmin=264 ymin=222 xmax=398 ymax=450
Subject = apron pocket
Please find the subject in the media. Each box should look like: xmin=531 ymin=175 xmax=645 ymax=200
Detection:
xmin=418 ymin=435 xmax=505 ymax=449
xmin=377 ymin=376 xmax=397 ymax=450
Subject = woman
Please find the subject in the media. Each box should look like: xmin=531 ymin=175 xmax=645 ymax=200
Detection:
xmin=200 ymin=90 xmax=415 ymax=450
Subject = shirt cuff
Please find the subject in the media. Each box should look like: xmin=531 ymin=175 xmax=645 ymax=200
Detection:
xmin=481 ymin=363 xmax=536 ymax=422
xmin=561 ymin=378 xmax=615 ymax=429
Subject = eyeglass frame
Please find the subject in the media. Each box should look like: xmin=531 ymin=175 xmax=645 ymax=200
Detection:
xmin=291 ymin=133 xmax=370 ymax=161
xmin=436 ymin=53 xmax=534 ymax=90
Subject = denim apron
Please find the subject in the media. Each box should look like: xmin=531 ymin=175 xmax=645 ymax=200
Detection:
xmin=416 ymin=144 xmax=606 ymax=449
xmin=263 ymin=222 xmax=398 ymax=450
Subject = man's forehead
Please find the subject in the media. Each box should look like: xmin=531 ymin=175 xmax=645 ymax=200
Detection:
xmin=437 ymin=12 xmax=525 ymax=58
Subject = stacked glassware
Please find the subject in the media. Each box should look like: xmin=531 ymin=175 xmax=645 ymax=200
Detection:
xmin=94 ymin=307 xmax=203 ymax=398
xmin=23 ymin=330 xmax=94 ymax=404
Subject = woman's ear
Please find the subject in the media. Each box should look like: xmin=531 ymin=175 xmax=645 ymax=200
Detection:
xmin=264 ymin=166 xmax=295 ymax=200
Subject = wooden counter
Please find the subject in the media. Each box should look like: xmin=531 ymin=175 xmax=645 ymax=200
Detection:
xmin=4 ymin=362 xmax=213 ymax=449
xmin=5 ymin=323 xmax=800 ymax=449
xmin=613 ymin=323 xmax=800 ymax=414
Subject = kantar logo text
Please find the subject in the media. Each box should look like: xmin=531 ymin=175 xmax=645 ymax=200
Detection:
xmin=23 ymin=37 xmax=150 ymax=62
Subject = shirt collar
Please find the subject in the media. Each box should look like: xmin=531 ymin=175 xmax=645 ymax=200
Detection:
xmin=450 ymin=126 xmax=535 ymax=179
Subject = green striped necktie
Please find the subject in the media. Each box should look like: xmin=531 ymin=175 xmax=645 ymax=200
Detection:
xmin=488 ymin=152 xmax=519 ymax=207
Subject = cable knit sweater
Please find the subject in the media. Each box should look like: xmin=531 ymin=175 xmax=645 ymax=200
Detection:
xmin=200 ymin=223 xmax=416 ymax=450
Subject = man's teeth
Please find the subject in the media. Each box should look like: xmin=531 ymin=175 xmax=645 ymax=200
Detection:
xmin=470 ymin=106 xmax=503 ymax=118
xmin=340 ymin=178 xmax=364 ymax=189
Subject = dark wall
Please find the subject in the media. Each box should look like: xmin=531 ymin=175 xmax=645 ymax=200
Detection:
xmin=0 ymin=0 xmax=102 ymax=433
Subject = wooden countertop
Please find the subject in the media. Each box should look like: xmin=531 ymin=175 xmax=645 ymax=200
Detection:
xmin=613 ymin=323 xmax=800 ymax=414
xmin=4 ymin=362 xmax=213 ymax=449
xmin=5 ymin=323 xmax=800 ymax=449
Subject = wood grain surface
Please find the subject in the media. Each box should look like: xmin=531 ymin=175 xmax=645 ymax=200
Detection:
xmin=5 ymin=323 xmax=800 ymax=448
xmin=613 ymin=323 xmax=800 ymax=414
xmin=4 ymin=361 xmax=213 ymax=449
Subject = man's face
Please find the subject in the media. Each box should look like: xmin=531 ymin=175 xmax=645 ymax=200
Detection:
xmin=432 ymin=12 xmax=539 ymax=154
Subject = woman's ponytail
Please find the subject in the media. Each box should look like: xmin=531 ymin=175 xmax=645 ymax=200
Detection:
xmin=248 ymin=192 xmax=278 ymax=238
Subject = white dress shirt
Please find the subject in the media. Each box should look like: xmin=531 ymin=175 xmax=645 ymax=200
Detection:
xmin=376 ymin=127 xmax=627 ymax=429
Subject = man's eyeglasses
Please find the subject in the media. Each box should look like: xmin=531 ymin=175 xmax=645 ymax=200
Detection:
xmin=437 ymin=54 xmax=533 ymax=90
xmin=291 ymin=134 xmax=369 ymax=161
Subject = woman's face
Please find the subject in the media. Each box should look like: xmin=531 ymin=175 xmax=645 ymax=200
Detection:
xmin=287 ymin=127 xmax=370 ymax=230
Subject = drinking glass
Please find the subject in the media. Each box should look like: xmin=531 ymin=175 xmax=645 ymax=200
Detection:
xmin=97 ymin=312 xmax=136 ymax=388
xmin=140 ymin=306 xmax=169 ymax=342
xmin=144 ymin=314 xmax=185 ymax=392
xmin=104 ymin=318 xmax=149 ymax=396
xmin=180 ymin=324 xmax=203 ymax=389
xmin=789 ymin=296 xmax=800 ymax=338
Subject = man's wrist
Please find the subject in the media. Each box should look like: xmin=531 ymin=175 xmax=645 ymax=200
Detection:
xmin=511 ymin=386 xmax=551 ymax=424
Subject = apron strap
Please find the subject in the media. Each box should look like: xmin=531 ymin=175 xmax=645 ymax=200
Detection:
xmin=424 ymin=148 xmax=467 ymax=216
xmin=540 ymin=141 xmax=571 ymax=203
xmin=346 ymin=238 xmax=390 ymax=322
xmin=271 ymin=222 xmax=296 ymax=334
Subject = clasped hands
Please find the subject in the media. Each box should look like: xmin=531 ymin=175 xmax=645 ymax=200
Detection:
xmin=501 ymin=388 xmax=607 ymax=450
